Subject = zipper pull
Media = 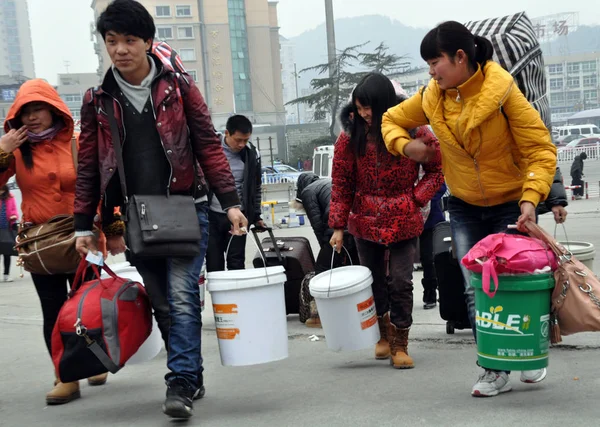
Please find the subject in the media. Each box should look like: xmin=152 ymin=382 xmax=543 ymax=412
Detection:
xmin=141 ymin=203 xmax=146 ymax=217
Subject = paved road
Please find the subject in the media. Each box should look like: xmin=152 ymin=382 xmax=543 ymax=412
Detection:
xmin=1 ymin=205 xmax=599 ymax=426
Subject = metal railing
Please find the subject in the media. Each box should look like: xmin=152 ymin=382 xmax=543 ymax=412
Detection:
xmin=557 ymin=144 xmax=600 ymax=163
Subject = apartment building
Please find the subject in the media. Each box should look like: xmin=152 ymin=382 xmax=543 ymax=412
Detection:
xmin=0 ymin=0 xmax=35 ymax=79
xmin=90 ymin=0 xmax=286 ymax=130
xmin=56 ymin=73 xmax=101 ymax=122
xmin=545 ymin=53 xmax=600 ymax=124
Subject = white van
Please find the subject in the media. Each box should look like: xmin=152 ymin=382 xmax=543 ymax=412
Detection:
xmin=556 ymin=125 xmax=600 ymax=143
xmin=312 ymin=145 xmax=334 ymax=178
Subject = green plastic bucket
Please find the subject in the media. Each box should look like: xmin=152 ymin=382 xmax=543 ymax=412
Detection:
xmin=471 ymin=273 xmax=554 ymax=371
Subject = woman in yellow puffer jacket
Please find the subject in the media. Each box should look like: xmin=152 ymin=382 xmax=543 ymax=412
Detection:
xmin=382 ymin=21 xmax=557 ymax=398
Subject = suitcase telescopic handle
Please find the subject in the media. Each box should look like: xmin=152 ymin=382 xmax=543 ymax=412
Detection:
xmin=251 ymin=225 xmax=283 ymax=265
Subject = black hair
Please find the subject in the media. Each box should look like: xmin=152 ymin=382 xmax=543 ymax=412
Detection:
xmin=96 ymin=0 xmax=156 ymax=43
xmin=0 ymin=184 xmax=9 ymax=200
xmin=420 ymin=21 xmax=494 ymax=71
xmin=350 ymin=73 xmax=397 ymax=157
xmin=226 ymin=115 xmax=253 ymax=135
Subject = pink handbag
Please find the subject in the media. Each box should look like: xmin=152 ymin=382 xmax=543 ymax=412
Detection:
xmin=462 ymin=233 xmax=558 ymax=298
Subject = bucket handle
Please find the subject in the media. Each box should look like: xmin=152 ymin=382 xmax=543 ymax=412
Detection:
xmin=327 ymin=246 xmax=353 ymax=298
xmin=554 ymin=223 xmax=571 ymax=248
xmin=225 ymin=228 xmax=270 ymax=283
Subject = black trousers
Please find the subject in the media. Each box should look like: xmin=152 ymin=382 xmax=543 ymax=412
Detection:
xmin=205 ymin=210 xmax=247 ymax=272
xmin=2 ymin=254 xmax=10 ymax=275
xmin=32 ymin=273 xmax=75 ymax=356
xmin=419 ymin=227 xmax=437 ymax=298
xmin=572 ymin=175 xmax=584 ymax=196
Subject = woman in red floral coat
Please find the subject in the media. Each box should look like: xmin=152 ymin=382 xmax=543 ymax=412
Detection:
xmin=329 ymin=73 xmax=443 ymax=369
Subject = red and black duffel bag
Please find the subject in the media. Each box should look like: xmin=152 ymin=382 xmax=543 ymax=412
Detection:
xmin=51 ymin=261 xmax=152 ymax=383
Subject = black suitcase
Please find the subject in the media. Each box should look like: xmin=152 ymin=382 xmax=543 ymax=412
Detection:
xmin=432 ymin=222 xmax=471 ymax=334
xmin=251 ymin=227 xmax=315 ymax=314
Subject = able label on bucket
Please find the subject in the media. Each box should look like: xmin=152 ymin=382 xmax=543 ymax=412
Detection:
xmin=357 ymin=296 xmax=377 ymax=330
xmin=213 ymin=304 xmax=240 ymax=340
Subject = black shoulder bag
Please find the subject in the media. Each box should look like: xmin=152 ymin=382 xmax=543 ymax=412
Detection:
xmin=103 ymin=98 xmax=202 ymax=258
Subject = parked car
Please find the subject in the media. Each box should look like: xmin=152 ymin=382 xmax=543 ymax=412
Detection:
xmin=556 ymin=124 xmax=600 ymax=144
xmin=261 ymin=163 xmax=302 ymax=183
xmin=560 ymin=137 xmax=600 ymax=150
xmin=556 ymin=134 xmax=580 ymax=147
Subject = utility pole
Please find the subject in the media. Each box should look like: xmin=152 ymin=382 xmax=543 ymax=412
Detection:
xmin=294 ymin=63 xmax=301 ymax=124
xmin=324 ymin=0 xmax=338 ymax=138
xmin=324 ymin=0 xmax=336 ymax=80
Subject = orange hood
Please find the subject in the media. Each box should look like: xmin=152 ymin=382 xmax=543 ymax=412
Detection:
xmin=4 ymin=79 xmax=74 ymax=137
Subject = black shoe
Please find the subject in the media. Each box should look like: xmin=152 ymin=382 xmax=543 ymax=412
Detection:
xmin=423 ymin=290 xmax=437 ymax=309
xmin=423 ymin=301 xmax=437 ymax=310
xmin=163 ymin=378 xmax=195 ymax=419
xmin=194 ymin=373 xmax=205 ymax=401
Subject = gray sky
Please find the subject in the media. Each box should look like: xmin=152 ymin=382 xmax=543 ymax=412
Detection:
xmin=28 ymin=0 xmax=600 ymax=84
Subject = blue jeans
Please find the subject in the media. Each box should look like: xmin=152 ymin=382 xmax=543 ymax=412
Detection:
xmin=448 ymin=197 xmax=522 ymax=340
xmin=135 ymin=202 xmax=209 ymax=387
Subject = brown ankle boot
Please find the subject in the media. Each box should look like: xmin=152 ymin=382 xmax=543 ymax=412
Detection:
xmin=88 ymin=372 xmax=108 ymax=386
xmin=388 ymin=323 xmax=414 ymax=369
xmin=305 ymin=316 xmax=322 ymax=328
xmin=375 ymin=313 xmax=391 ymax=359
xmin=46 ymin=380 xmax=81 ymax=405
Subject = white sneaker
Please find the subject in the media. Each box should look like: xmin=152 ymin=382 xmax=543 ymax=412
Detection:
xmin=520 ymin=368 xmax=547 ymax=384
xmin=3 ymin=275 xmax=12 ymax=282
xmin=472 ymin=370 xmax=512 ymax=397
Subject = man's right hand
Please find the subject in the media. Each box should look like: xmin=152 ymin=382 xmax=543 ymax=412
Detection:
xmin=76 ymin=235 xmax=98 ymax=257
xmin=0 ymin=127 xmax=28 ymax=153
xmin=329 ymin=229 xmax=344 ymax=253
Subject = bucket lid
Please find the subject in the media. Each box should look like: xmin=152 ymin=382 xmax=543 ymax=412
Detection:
xmin=557 ymin=241 xmax=595 ymax=255
xmin=206 ymin=266 xmax=286 ymax=292
xmin=101 ymin=262 xmax=135 ymax=278
xmin=309 ymin=266 xmax=373 ymax=299
xmin=471 ymin=273 xmax=555 ymax=292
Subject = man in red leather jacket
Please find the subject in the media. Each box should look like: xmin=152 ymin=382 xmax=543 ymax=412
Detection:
xmin=73 ymin=0 xmax=247 ymax=420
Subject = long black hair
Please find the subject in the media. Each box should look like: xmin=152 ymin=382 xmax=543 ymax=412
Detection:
xmin=350 ymin=73 xmax=397 ymax=157
xmin=420 ymin=21 xmax=494 ymax=71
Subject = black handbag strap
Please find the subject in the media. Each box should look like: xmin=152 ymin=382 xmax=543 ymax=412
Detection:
xmin=102 ymin=97 xmax=129 ymax=203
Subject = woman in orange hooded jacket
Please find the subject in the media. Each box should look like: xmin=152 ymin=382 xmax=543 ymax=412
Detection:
xmin=0 ymin=79 xmax=108 ymax=405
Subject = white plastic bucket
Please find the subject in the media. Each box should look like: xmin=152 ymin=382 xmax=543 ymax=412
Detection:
xmin=102 ymin=262 xmax=164 ymax=364
xmin=559 ymin=241 xmax=596 ymax=271
xmin=309 ymin=266 xmax=380 ymax=352
xmin=207 ymin=265 xmax=288 ymax=366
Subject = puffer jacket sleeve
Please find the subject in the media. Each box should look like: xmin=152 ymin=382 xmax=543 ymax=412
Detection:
xmin=382 ymin=89 xmax=430 ymax=157
xmin=412 ymin=126 xmax=444 ymax=206
xmin=503 ymin=83 xmax=557 ymax=207
xmin=329 ymin=133 xmax=356 ymax=230
xmin=302 ymin=184 xmax=325 ymax=243
xmin=543 ymin=167 xmax=568 ymax=213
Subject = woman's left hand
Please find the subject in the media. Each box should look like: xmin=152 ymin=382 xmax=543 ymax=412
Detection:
xmin=9 ymin=215 xmax=17 ymax=221
xmin=516 ymin=201 xmax=536 ymax=232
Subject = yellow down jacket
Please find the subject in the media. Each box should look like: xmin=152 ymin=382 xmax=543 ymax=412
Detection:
xmin=382 ymin=61 xmax=557 ymax=207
